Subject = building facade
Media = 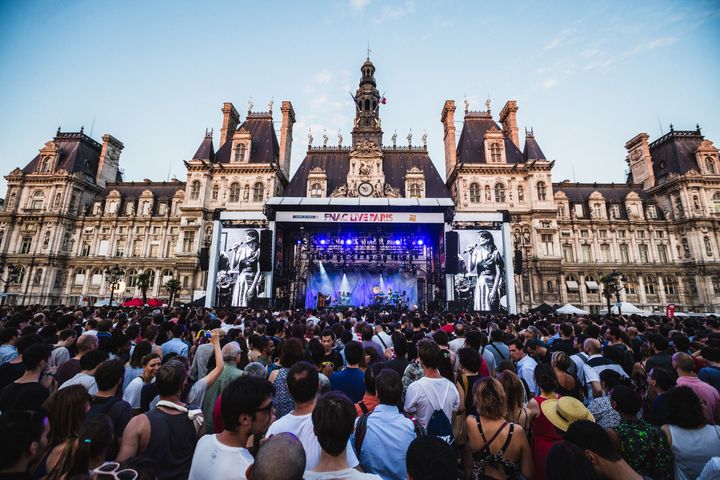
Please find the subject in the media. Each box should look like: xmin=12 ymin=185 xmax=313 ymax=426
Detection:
xmin=2 ymin=58 xmax=719 ymax=312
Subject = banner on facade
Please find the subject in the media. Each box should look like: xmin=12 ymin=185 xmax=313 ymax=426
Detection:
xmin=210 ymin=228 xmax=267 ymax=308
xmin=453 ymin=229 xmax=507 ymax=313
xmin=275 ymin=211 xmax=445 ymax=223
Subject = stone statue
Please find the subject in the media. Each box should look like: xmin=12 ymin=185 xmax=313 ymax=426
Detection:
xmin=248 ymin=97 xmax=253 ymax=112
xmin=407 ymin=129 xmax=413 ymax=146
xmin=464 ymin=97 xmax=470 ymax=112
xmin=308 ymin=129 xmax=313 ymax=145
xmin=322 ymin=129 xmax=328 ymax=147
xmin=485 ymin=97 xmax=491 ymax=112
xmin=359 ymin=160 xmax=372 ymax=176
xmin=422 ymin=132 xmax=427 ymax=148
xmin=338 ymin=130 xmax=343 ymax=146
xmin=268 ymin=98 xmax=274 ymax=112
xmin=392 ymin=130 xmax=397 ymax=147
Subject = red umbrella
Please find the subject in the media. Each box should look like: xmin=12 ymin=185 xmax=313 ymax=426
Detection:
xmin=147 ymin=298 xmax=163 ymax=307
xmin=122 ymin=298 xmax=144 ymax=307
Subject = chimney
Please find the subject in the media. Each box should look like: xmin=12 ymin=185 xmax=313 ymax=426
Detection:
xmin=278 ymin=101 xmax=296 ymax=178
xmin=499 ymin=101 xmax=519 ymax=148
xmin=219 ymin=102 xmax=239 ymax=148
xmin=625 ymin=133 xmax=655 ymax=189
xmin=96 ymin=134 xmax=124 ymax=187
xmin=441 ymin=100 xmax=457 ymax=180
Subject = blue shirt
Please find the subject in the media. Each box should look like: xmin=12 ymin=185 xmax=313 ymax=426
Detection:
xmin=0 ymin=345 xmax=18 ymax=365
xmin=161 ymin=338 xmax=189 ymax=357
xmin=351 ymin=404 xmax=417 ymax=480
xmin=698 ymin=366 xmax=720 ymax=392
xmin=330 ymin=367 xmax=365 ymax=403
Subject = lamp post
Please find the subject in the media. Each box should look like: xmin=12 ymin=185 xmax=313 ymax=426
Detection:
xmin=104 ymin=265 xmax=125 ymax=307
xmin=0 ymin=264 xmax=22 ymax=306
xmin=601 ymin=270 xmax=627 ymax=316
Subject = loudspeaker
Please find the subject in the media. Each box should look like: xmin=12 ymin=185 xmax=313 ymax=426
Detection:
xmin=260 ymin=229 xmax=273 ymax=272
xmin=514 ymin=249 xmax=523 ymax=275
xmin=445 ymin=231 xmax=460 ymax=274
xmin=199 ymin=247 xmax=210 ymax=271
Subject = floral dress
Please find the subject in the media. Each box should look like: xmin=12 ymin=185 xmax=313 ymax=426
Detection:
xmin=272 ymin=367 xmax=294 ymax=419
xmin=614 ymin=419 xmax=674 ymax=480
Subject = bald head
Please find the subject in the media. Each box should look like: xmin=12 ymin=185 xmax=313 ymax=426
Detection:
xmin=250 ymin=433 xmax=305 ymax=480
xmin=672 ymin=352 xmax=694 ymax=373
xmin=584 ymin=338 xmax=601 ymax=355
xmin=222 ymin=341 xmax=241 ymax=363
xmin=76 ymin=334 xmax=98 ymax=353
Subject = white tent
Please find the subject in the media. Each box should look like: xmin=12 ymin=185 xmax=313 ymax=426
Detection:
xmin=556 ymin=303 xmax=590 ymax=315
xmin=611 ymin=302 xmax=649 ymax=315
xmin=94 ymin=299 xmax=120 ymax=307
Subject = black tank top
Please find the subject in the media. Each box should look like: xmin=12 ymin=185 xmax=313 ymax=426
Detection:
xmin=142 ymin=407 xmax=198 ymax=480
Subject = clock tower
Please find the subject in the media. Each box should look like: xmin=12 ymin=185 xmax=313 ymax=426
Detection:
xmin=351 ymin=57 xmax=383 ymax=148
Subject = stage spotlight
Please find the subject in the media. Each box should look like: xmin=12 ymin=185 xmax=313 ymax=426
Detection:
xmin=418 ymin=239 xmax=424 ymax=245
xmin=296 ymin=239 xmax=302 ymax=245
xmin=320 ymin=239 xmax=326 ymax=245
xmin=394 ymin=239 xmax=401 ymax=245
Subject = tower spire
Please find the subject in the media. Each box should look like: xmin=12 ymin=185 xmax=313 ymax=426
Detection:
xmin=351 ymin=56 xmax=382 ymax=147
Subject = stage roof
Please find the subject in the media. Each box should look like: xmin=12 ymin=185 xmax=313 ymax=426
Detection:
xmin=266 ymin=197 xmax=454 ymax=208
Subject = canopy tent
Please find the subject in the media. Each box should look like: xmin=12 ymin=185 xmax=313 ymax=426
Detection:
xmin=611 ymin=302 xmax=650 ymax=315
xmin=555 ymin=303 xmax=590 ymax=315
xmin=146 ymin=298 xmax=164 ymax=307
xmin=122 ymin=298 xmax=144 ymax=307
xmin=530 ymin=303 xmax=555 ymax=314
xmin=93 ymin=299 xmax=120 ymax=307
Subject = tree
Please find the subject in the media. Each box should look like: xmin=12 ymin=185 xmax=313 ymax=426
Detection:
xmin=164 ymin=277 xmax=182 ymax=307
xmin=136 ymin=270 xmax=153 ymax=305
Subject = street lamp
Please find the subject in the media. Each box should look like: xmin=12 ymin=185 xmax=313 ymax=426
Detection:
xmin=0 ymin=264 xmax=22 ymax=306
xmin=104 ymin=265 xmax=125 ymax=307
xmin=601 ymin=270 xmax=627 ymax=315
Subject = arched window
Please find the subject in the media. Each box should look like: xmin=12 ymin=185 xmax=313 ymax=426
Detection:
xmin=706 ymin=156 xmax=716 ymax=174
xmin=253 ymin=182 xmax=264 ymax=202
xmin=517 ymin=186 xmax=524 ymax=202
xmin=664 ymin=276 xmax=676 ymax=295
xmin=469 ymin=183 xmax=481 ymax=203
xmin=409 ymin=183 xmax=422 ymax=198
xmin=494 ymin=183 xmax=506 ymax=203
xmin=211 ymin=185 xmax=219 ymax=201
xmin=91 ymin=268 xmax=103 ymax=286
xmin=143 ymin=269 xmax=156 ymax=288
xmin=73 ymin=268 xmax=86 ymax=286
xmin=234 ymin=144 xmax=246 ymax=163
xmin=546 ymin=280 xmax=554 ymax=293
xmin=162 ymin=270 xmax=174 ymax=283
xmin=190 ymin=180 xmax=201 ymax=200
xmin=490 ymin=142 xmax=502 ymax=162
xmin=126 ymin=269 xmax=138 ymax=288
xmin=229 ymin=183 xmax=240 ymax=203
xmin=537 ymin=181 xmax=547 ymax=201
xmin=30 ymin=191 xmax=44 ymax=210
xmin=644 ymin=276 xmax=657 ymax=295
xmin=310 ymin=183 xmax=323 ymax=198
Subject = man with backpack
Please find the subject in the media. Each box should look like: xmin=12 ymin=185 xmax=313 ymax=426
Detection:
xmin=404 ymin=339 xmax=459 ymax=445
xmin=352 ymin=369 xmax=422 ymax=480
xmin=86 ymin=359 xmax=133 ymax=456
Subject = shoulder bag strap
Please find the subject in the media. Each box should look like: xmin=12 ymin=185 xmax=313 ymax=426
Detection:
xmin=354 ymin=413 xmax=371 ymax=455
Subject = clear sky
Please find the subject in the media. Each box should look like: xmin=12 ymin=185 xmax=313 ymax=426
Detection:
xmin=1 ymin=0 xmax=719 ymax=196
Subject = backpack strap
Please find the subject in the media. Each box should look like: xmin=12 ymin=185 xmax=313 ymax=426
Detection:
xmin=489 ymin=343 xmax=506 ymax=360
xmin=354 ymin=412 xmax=371 ymax=455
xmin=375 ymin=334 xmax=388 ymax=350
xmin=358 ymin=401 xmax=369 ymax=414
xmin=403 ymin=413 xmax=426 ymax=437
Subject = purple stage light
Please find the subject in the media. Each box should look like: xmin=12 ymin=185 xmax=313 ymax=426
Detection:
xmin=394 ymin=239 xmax=401 ymax=245
xmin=320 ymin=239 xmax=326 ymax=245
xmin=418 ymin=239 xmax=424 ymax=245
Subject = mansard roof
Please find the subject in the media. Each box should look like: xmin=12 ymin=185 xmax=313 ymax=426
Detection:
xmin=214 ymin=113 xmax=279 ymax=165
xmin=192 ymin=132 xmax=215 ymax=161
xmin=552 ymin=181 xmax=664 ymax=220
xmin=98 ymin=180 xmax=185 ymax=199
xmin=523 ymin=132 xmax=546 ymax=161
xmin=284 ymin=147 xmax=451 ymax=198
xmin=22 ymin=130 xmax=103 ymax=178
xmin=456 ymin=112 xmax=524 ymax=164
xmin=649 ymin=127 xmax=705 ymax=179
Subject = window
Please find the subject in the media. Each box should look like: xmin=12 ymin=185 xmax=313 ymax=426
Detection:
xmin=20 ymin=237 xmax=32 ymax=254
xmin=190 ymin=180 xmax=201 ymax=200
xmin=125 ymin=201 xmax=134 ymax=216
xmin=144 ymin=270 xmax=156 ymax=288
xmin=591 ymin=203 xmax=601 ymax=218
xmin=619 ymin=244 xmax=630 ymax=263
xmin=409 ymin=183 xmax=422 ymax=198
xmin=183 ymin=231 xmax=195 ymax=253
xmin=688 ymin=278 xmax=698 ymax=295
xmin=647 ymin=205 xmax=657 ymax=219
xmin=73 ymin=268 xmax=86 ymax=286
xmin=625 ymin=276 xmax=637 ymax=295
xmin=234 ymin=143 xmax=246 ymax=163
xmin=126 ymin=269 xmax=137 ymax=288
xmin=707 ymin=156 xmax=716 ymax=174
xmin=537 ymin=181 xmax=547 ymax=201
xmin=580 ymin=230 xmax=589 ymax=238
xmin=617 ymin=230 xmax=626 ymax=238
xmin=518 ymin=186 xmax=524 ymax=202
xmin=80 ymin=242 xmax=90 ymax=257
xmin=644 ymin=276 xmax=657 ymax=295
xmin=494 ymin=183 xmax=506 ymax=203
xmin=599 ymin=230 xmax=607 ymax=238
xmin=150 ymin=244 xmax=160 ymax=257
xmin=601 ymin=244 xmax=612 ymax=262
xmin=638 ymin=244 xmax=649 ymax=263
xmin=657 ymin=244 xmax=669 ymax=263
xmin=581 ymin=244 xmax=592 ymax=262
xmin=557 ymin=206 xmax=566 ymax=218
xmin=713 ymin=276 xmax=720 ymax=295
xmin=541 ymin=234 xmax=554 ymax=256
xmin=91 ymin=269 xmax=102 ymax=286
xmin=30 ymin=191 xmax=44 ymax=210
xmin=211 ymin=185 xmax=219 ymax=201
xmin=637 ymin=231 xmax=645 ymax=239
xmin=574 ymin=204 xmax=584 ymax=218
xmin=610 ymin=204 xmax=621 ymax=219
xmin=489 ymin=142 xmax=502 ymax=162
xmin=229 ymin=183 xmax=240 ymax=203
xmin=664 ymin=276 xmax=676 ymax=295
xmin=310 ymin=183 xmax=323 ymax=198
xmin=565 ymin=275 xmax=579 ymax=292
xmin=546 ymin=280 xmax=554 ymax=293
xmin=469 ymin=183 xmax=481 ymax=203
xmin=252 ymin=182 xmax=264 ymax=202
xmin=562 ymin=245 xmax=574 ymax=263
xmin=132 ymin=240 xmax=142 ymax=257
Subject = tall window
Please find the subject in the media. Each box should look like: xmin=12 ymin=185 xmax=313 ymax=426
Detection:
xmin=601 ymin=244 xmax=612 ymax=262
xmin=644 ymin=276 xmax=656 ymax=295
xmin=74 ymin=268 xmax=86 ymax=286
xmin=20 ymin=237 xmax=32 ymax=254
xmin=664 ymin=276 xmax=676 ymax=295
xmin=229 ymin=183 xmax=240 ymax=203
xmin=126 ymin=269 xmax=137 ymax=287
xmin=707 ymin=156 xmax=716 ymax=174
xmin=409 ymin=183 xmax=421 ymax=198
xmin=211 ymin=185 xmax=219 ymax=201
xmin=132 ymin=240 xmax=142 ymax=257
xmin=494 ymin=183 xmax=506 ymax=203
xmin=638 ymin=244 xmax=649 ymax=263
xmin=591 ymin=203 xmax=602 ymax=218
xmin=190 ymin=180 xmax=201 ymax=200
xmin=536 ymin=181 xmax=546 ymax=201
xmin=541 ymin=234 xmax=554 ymax=256
xmin=252 ymin=182 xmax=264 ymax=202
xmin=310 ymin=183 xmax=323 ymax=198
xmin=610 ymin=204 xmax=621 ymax=219
xmin=469 ymin=183 xmax=481 ymax=203
xmin=234 ymin=144 xmax=246 ymax=162
xmin=562 ymin=245 xmax=574 ymax=263
xmin=657 ymin=244 xmax=669 ymax=263
xmin=713 ymin=193 xmax=720 ymax=213
xmin=30 ymin=191 xmax=44 ymax=210
xmin=489 ymin=143 xmax=501 ymax=162
xmin=517 ymin=186 xmax=524 ymax=202
xmin=581 ymin=244 xmax=592 ymax=262
xmin=183 ymin=231 xmax=195 ymax=253
xmin=625 ymin=276 xmax=637 ymax=295
xmin=557 ymin=206 xmax=566 ymax=218
xmin=80 ymin=242 xmax=90 ymax=257
xmin=647 ymin=205 xmax=657 ymax=219
xmin=619 ymin=244 xmax=630 ymax=263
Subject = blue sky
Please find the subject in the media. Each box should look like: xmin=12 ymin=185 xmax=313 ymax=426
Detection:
xmin=0 ymin=0 xmax=718 ymax=196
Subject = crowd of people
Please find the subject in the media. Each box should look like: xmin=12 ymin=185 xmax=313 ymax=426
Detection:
xmin=0 ymin=303 xmax=719 ymax=480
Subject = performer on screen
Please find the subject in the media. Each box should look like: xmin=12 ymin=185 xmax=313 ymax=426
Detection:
xmin=465 ymin=230 xmax=505 ymax=311
xmin=230 ymin=230 xmax=261 ymax=307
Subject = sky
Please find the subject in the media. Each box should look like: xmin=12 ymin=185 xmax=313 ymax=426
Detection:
xmin=0 ymin=0 xmax=719 ymax=197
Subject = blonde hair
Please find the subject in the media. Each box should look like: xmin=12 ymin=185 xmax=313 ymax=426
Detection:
xmin=498 ymin=370 xmax=524 ymax=422
xmin=473 ymin=377 xmax=507 ymax=420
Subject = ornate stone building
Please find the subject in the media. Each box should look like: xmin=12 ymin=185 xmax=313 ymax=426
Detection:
xmin=1 ymin=57 xmax=718 ymax=311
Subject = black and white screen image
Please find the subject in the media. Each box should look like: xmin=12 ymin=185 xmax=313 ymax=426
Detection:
xmin=215 ymin=228 xmax=264 ymax=308
xmin=454 ymin=229 xmax=506 ymax=312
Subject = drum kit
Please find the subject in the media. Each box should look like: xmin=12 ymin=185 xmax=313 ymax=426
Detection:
xmin=372 ymin=285 xmax=407 ymax=308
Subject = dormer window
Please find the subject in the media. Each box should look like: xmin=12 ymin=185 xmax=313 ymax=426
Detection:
xmin=310 ymin=183 xmax=323 ymax=198
xmin=190 ymin=180 xmax=201 ymax=200
xmin=234 ymin=143 xmax=247 ymax=163
xmin=706 ymin=156 xmax=716 ymax=174
xmin=490 ymin=143 xmax=502 ymax=162
xmin=409 ymin=183 xmax=422 ymax=198
xmin=610 ymin=204 xmax=620 ymax=219
xmin=647 ymin=205 xmax=657 ymax=219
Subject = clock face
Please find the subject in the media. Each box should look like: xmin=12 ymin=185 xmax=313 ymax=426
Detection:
xmin=358 ymin=182 xmax=374 ymax=197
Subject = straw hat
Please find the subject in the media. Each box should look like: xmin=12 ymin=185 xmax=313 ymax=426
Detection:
xmin=541 ymin=397 xmax=595 ymax=432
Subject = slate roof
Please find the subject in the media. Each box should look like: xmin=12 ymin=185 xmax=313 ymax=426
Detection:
xmin=553 ymin=182 xmax=664 ymax=220
xmin=649 ymin=128 xmax=704 ymax=180
xmin=284 ymin=147 xmax=451 ymax=198
xmin=22 ymin=131 xmax=102 ymax=179
xmin=523 ymin=133 xmax=546 ymax=161
xmin=214 ymin=114 xmax=279 ymax=164
xmin=99 ymin=181 xmax=185 ymax=199
xmin=456 ymin=113 xmax=524 ymax=164
xmin=192 ymin=133 xmax=215 ymax=161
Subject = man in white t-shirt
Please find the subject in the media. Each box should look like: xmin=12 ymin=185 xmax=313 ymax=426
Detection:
xmin=189 ymin=376 xmax=275 ymax=480
xmin=265 ymin=361 xmax=359 ymax=469
xmin=404 ymin=339 xmax=460 ymax=430
xmin=59 ymin=349 xmax=108 ymax=395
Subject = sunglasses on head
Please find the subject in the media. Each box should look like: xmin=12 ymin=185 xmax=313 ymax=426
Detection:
xmin=91 ymin=462 xmax=138 ymax=480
